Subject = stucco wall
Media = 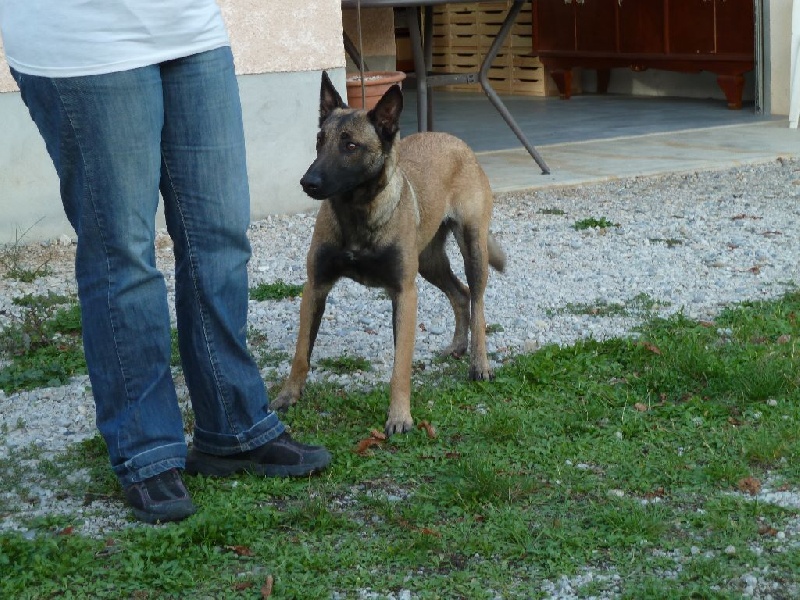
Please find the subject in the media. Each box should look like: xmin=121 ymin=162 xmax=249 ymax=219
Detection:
xmin=219 ymin=0 xmax=345 ymax=74
xmin=0 ymin=0 xmax=346 ymax=92
xmin=342 ymin=8 xmax=397 ymax=71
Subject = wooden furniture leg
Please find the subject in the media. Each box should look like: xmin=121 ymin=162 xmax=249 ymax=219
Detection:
xmin=550 ymin=68 xmax=573 ymax=99
xmin=716 ymin=73 xmax=745 ymax=110
xmin=596 ymin=68 xmax=611 ymax=94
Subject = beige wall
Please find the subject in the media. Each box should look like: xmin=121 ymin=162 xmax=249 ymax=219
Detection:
xmin=219 ymin=0 xmax=345 ymax=74
xmin=768 ymin=0 xmax=793 ymax=115
xmin=0 ymin=36 xmax=12 ymax=92
xmin=342 ymin=7 xmax=397 ymax=71
xmin=0 ymin=0 xmax=347 ymax=91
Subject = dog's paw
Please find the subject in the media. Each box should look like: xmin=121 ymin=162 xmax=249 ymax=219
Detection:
xmin=440 ymin=340 xmax=468 ymax=359
xmin=384 ymin=415 xmax=414 ymax=437
xmin=270 ymin=391 xmax=298 ymax=413
xmin=469 ymin=365 xmax=495 ymax=381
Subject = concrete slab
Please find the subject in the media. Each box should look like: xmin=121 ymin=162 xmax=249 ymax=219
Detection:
xmin=478 ymin=121 xmax=800 ymax=193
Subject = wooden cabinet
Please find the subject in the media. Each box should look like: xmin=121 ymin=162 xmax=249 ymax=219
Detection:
xmin=532 ymin=0 xmax=754 ymax=109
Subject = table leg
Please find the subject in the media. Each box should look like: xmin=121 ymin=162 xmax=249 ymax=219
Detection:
xmin=406 ymin=7 xmax=428 ymax=132
xmin=479 ymin=0 xmax=550 ymax=174
xmin=423 ymin=5 xmax=435 ymax=130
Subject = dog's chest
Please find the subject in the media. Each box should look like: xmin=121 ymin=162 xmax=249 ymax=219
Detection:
xmin=314 ymin=242 xmax=404 ymax=291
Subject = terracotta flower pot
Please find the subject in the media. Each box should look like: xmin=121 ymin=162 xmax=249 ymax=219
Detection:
xmin=345 ymin=71 xmax=407 ymax=109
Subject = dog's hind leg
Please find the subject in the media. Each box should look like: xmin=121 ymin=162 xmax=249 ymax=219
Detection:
xmin=419 ymin=225 xmax=471 ymax=358
xmin=271 ymin=281 xmax=331 ymax=411
xmin=456 ymin=224 xmax=493 ymax=381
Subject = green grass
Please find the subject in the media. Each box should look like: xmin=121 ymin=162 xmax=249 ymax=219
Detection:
xmin=2 ymin=291 xmax=800 ymax=598
xmin=250 ymin=280 xmax=304 ymax=301
xmin=548 ymin=292 xmax=665 ymax=318
xmin=573 ymin=216 xmax=620 ymax=230
xmin=0 ymin=293 xmax=85 ymax=392
xmin=649 ymin=237 xmax=684 ymax=248
xmin=316 ymin=354 xmax=372 ymax=374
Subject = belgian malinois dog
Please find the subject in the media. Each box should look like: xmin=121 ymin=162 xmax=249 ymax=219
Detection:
xmin=270 ymin=71 xmax=506 ymax=435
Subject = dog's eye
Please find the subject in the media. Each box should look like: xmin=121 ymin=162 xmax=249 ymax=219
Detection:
xmin=316 ymin=132 xmax=324 ymax=148
xmin=345 ymin=141 xmax=358 ymax=152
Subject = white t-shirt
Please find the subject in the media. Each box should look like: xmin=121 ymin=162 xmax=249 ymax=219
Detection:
xmin=0 ymin=0 xmax=230 ymax=77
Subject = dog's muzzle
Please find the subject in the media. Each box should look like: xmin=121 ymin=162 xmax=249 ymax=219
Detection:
xmin=300 ymin=171 xmax=327 ymax=200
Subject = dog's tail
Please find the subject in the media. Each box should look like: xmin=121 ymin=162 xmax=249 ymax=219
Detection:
xmin=488 ymin=234 xmax=506 ymax=273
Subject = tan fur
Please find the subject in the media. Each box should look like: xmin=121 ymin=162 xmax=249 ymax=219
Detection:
xmin=271 ymin=73 xmax=505 ymax=435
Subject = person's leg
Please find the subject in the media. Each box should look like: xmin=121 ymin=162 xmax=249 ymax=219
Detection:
xmin=11 ymin=68 xmax=191 ymax=491
xmin=157 ymin=47 xmax=330 ymax=477
xmin=157 ymin=47 xmax=283 ymax=452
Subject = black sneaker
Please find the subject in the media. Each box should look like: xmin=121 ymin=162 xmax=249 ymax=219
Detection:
xmin=123 ymin=468 xmax=197 ymax=524
xmin=184 ymin=432 xmax=332 ymax=478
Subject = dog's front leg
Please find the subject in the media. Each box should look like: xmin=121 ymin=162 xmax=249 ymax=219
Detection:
xmin=271 ymin=281 xmax=330 ymax=411
xmin=386 ymin=281 xmax=417 ymax=436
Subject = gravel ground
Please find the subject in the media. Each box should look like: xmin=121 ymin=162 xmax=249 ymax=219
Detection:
xmin=1 ymin=157 xmax=800 ymax=597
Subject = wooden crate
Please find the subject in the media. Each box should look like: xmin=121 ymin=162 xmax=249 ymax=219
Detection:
xmin=431 ymin=1 xmax=532 ymax=50
xmin=430 ymin=0 xmax=560 ymax=97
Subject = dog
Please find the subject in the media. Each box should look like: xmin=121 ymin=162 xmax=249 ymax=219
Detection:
xmin=270 ymin=71 xmax=506 ymax=435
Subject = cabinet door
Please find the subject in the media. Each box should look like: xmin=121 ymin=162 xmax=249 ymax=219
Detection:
xmin=667 ymin=0 xmax=715 ymax=54
xmin=533 ymin=0 xmax=577 ymax=52
xmin=715 ymin=0 xmax=754 ymax=55
xmin=618 ymin=0 xmax=665 ymax=54
xmin=575 ymin=0 xmax=617 ymax=52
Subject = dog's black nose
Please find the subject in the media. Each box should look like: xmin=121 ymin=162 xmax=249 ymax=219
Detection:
xmin=300 ymin=174 xmax=324 ymax=199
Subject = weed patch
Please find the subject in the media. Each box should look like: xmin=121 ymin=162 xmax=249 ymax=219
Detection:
xmin=573 ymin=216 xmax=619 ymax=230
xmin=317 ymin=354 xmax=372 ymax=375
xmin=0 ymin=293 xmax=85 ymax=392
xmin=250 ymin=280 xmax=304 ymax=301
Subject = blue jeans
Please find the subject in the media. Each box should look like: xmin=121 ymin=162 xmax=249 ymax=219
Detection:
xmin=12 ymin=47 xmax=284 ymax=486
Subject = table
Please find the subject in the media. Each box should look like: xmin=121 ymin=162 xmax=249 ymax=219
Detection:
xmin=341 ymin=0 xmax=550 ymax=174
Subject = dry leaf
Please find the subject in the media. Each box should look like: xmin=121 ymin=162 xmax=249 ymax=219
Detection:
xmin=224 ymin=545 xmax=254 ymax=557
xmin=758 ymin=524 xmax=778 ymax=536
xmin=737 ymin=477 xmax=762 ymax=496
xmin=418 ymin=527 xmax=441 ymax=537
xmin=398 ymin=519 xmax=441 ymax=537
xmin=777 ymin=334 xmax=792 ymax=344
xmin=354 ymin=438 xmax=383 ymax=455
xmin=698 ymin=320 xmax=715 ymax=327
xmin=640 ymin=341 xmax=662 ymax=355
xmin=233 ymin=582 xmax=255 ymax=591
xmin=633 ymin=402 xmax=649 ymax=412
xmin=57 ymin=526 xmax=75 ymax=536
xmin=261 ymin=575 xmax=274 ymax=598
xmin=417 ymin=420 xmax=437 ymax=438
xmin=728 ymin=416 xmax=743 ymax=426
xmin=369 ymin=429 xmax=387 ymax=441
xmin=749 ymin=265 xmax=761 ymax=275
xmin=643 ymin=487 xmax=665 ymax=500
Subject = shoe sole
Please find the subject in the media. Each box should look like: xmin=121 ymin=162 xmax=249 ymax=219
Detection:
xmin=184 ymin=453 xmax=331 ymax=478
xmin=131 ymin=501 xmax=197 ymax=524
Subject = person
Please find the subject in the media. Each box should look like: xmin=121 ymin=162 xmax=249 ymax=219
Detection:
xmin=0 ymin=1 xmax=331 ymax=524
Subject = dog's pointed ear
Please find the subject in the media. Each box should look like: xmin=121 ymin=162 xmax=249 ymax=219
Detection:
xmin=319 ymin=71 xmax=346 ymax=127
xmin=368 ymin=84 xmax=403 ymax=142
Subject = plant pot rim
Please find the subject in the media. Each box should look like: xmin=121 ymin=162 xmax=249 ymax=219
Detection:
xmin=345 ymin=71 xmax=407 ymax=85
